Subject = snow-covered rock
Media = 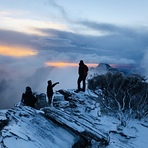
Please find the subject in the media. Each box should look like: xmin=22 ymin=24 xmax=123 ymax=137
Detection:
xmin=0 ymin=89 xmax=148 ymax=148
xmin=0 ymin=106 xmax=79 ymax=148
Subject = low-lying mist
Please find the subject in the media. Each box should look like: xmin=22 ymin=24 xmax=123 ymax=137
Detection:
xmin=0 ymin=60 xmax=147 ymax=109
xmin=0 ymin=66 xmax=78 ymax=109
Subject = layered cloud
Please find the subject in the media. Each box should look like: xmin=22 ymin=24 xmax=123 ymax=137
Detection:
xmin=1 ymin=21 xmax=148 ymax=64
xmin=0 ymin=45 xmax=37 ymax=57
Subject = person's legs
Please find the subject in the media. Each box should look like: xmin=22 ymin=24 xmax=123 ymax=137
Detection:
xmin=77 ymin=76 xmax=82 ymax=91
xmin=47 ymin=95 xmax=52 ymax=105
xmin=82 ymin=77 xmax=86 ymax=92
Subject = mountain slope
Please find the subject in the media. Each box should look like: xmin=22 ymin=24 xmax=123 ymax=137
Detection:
xmin=0 ymin=106 xmax=78 ymax=148
xmin=0 ymin=89 xmax=148 ymax=148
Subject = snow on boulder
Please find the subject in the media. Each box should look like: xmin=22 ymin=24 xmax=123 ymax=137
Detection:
xmin=0 ymin=106 xmax=79 ymax=148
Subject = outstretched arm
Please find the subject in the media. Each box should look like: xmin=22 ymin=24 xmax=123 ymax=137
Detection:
xmin=52 ymin=82 xmax=59 ymax=87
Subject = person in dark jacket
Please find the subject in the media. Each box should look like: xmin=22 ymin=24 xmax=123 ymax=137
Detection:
xmin=21 ymin=86 xmax=37 ymax=108
xmin=47 ymin=80 xmax=59 ymax=105
xmin=77 ymin=60 xmax=88 ymax=92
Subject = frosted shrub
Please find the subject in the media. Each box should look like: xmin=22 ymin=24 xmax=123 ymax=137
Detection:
xmin=88 ymin=72 xmax=148 ymax=125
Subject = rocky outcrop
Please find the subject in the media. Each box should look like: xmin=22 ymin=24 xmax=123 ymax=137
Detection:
xmin=43 ymin=107 xmax=109 ymax=147
xmin=1 ymin=89 xmax=145 ymax=147
xmin=0 ymin=111 xmax=8 ymax=130
xmin=0 ymin=89 xmax=110 ymax=148
xmin=0 ymin=106 xmax=79 ymax=148
xmin=42 ymin=89 xmax=110 ymax=147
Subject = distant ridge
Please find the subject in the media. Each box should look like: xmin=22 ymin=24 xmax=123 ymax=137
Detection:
xmin=94 ymin=63 xmax=140 ymax=75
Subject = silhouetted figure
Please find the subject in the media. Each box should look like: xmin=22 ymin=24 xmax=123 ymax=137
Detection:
xmin=77 ymin=60 xmax=88 ymax=92
xmin=21 ymin=86 xmax=37 ymax=108
xmin=47 ymin=80 xmax=59 ymax=105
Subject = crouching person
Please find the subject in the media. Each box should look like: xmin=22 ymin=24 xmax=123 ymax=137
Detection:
xmin=21 ymin=86 xmax=37 ymax=108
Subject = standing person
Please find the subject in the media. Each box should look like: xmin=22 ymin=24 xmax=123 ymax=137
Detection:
xmin=47 ymin=80 xmax=59 ymax=105
xmin=77 ymin=60 xmax=88 ymax=92
xmin=21 ymin=86 xmax=37 ymax=108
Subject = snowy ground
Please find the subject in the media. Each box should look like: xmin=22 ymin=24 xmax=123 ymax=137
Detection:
xmin=0 ymin=89 xmax=148 ymax=148
xmin=0 ymin=107 xmax=78 ymax=148
xmin=51 ymin=89 xmax=148 ymax=148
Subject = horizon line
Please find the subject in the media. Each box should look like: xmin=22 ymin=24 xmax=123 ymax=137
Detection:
xmin=45 ymin=62 xmax=136 ymax=68
xmin=45 ymin=62 xmax=98 ymax=67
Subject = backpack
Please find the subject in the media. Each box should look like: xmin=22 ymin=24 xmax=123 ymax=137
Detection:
xmin=84 ymin=65 xmax=88 ymax=77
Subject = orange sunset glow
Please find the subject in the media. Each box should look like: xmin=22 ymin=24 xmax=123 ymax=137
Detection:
xmin=45 ymin=62 xmax=98 ymax=67
xmin=0 ymin=45 xmax=38 ymax=57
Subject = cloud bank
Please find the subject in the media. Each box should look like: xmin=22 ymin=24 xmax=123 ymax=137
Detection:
xmin=0 ymin=18 xmax=148 ymax=108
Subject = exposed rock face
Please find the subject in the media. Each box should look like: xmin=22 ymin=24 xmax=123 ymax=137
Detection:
xmin=1 ymin=89 xmax=146 ymax=147
xmin=0 ymin=111 xmax=8 ymax=130
xmin=35 ymin=93 xmax=48 ymax=109
xmin=42 ymin=89 xmax=110 ymax=147
xmin=0 ymin=106 xmax=79 ymax=148
xmin=0 ymin=89 xmax=110 ymax=147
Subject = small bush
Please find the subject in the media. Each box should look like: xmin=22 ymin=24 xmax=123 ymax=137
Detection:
xmin=88 ymin=72 xmax=148 ymax=125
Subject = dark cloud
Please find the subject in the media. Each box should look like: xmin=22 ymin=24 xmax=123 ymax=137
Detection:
xmin=78 ymin=20 xmax=135 ymax=35
xmin=0 ymin=30 xmax=36 ymax=46
xmin=34 ymin=26 xmax=148 ymax=64
xmin=44 ymin=1 xmax=148 ymax=63
xmin=0 ymin=25 xmax=147 ymax=64
xmin=1 ymin=20 xmax=148 ymax=64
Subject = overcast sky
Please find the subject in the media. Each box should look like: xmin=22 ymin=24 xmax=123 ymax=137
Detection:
xmin=0 ymin=0 xmax=148 ymax=108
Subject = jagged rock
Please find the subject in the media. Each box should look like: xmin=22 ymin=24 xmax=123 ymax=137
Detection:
xmin=42 ymin=107 xmax=110 ymax=147
xmin=53 ymin=101 xmax=69 ymax=108
xmin=53 ymin=92 xmax=65 ymax=102
xmin=41 ymin=89 xmax=110 ymax=147
xmin=57 ymin=89 xmax=72 ymax=101
xmin=0 ymin=106 xmax=80 ymax=148
xmin=35 ymin=93 xmax=48 ymax=109
xmin=1 ymin=89 xmax=147 ymax=147
xmin=72 ymin=136 xmax=89 ymax=148
xmin=0 ymin=111 xmax=8 ymax=130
